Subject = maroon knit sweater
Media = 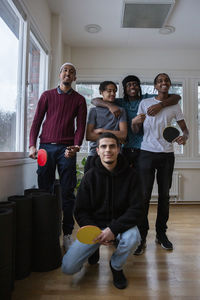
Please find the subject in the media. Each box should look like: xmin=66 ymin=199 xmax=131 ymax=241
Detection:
xmin=29 ymin=88 xmax=87 ymax=147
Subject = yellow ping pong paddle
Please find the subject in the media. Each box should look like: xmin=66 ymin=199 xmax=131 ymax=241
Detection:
xmin=76 ymin=225 xmax=102 ymax=244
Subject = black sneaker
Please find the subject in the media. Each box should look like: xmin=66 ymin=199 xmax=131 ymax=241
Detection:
xmin=156 ymin=234 xmax=173 ymax=250
xmin=88 ymin=248 xmax=100 ymax=265
xmin=134 ymin=240 xmax=146 ymax=255
xmin=109 ymin=261 xmax=127 ymax=289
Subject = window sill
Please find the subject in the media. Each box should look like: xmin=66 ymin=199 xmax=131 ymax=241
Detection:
xmin=0 ymin=152 xmax=29 ymax=159
xmin=0 ymin=157 xmax=36 ymax=167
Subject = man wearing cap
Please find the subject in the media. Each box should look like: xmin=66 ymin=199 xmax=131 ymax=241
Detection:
xmin=29 ymin=62 xmax=87 ymax=251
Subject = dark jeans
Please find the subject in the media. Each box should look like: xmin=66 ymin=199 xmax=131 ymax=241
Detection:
xmin=138 ymin=150 xmax=175 ymax=241
xmin=37 ymin=143 xmax=77 ymax=235
xmin=122 ymin=147 xmax=140 ymax=170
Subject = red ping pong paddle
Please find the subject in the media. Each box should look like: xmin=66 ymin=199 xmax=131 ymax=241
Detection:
xmin=37 ymin=149 xmax=47 ymax=166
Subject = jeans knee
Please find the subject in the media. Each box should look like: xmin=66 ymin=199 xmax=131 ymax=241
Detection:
xmin=124 ymin=227 xmax=141 ymax=250
xmin=61 ymin=257 xmax=77 ymax=275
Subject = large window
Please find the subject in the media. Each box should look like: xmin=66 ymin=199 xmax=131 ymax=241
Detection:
xmin=76 ymin=83 xmax=102 ymax=113
xmin=0 ymin=0 xmax=21 ymax=151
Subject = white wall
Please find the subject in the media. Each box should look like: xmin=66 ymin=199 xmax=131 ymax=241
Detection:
xmin=72 ymin=48 xmax=200 ymax=77
xmin=0 ymin=161 xmax=37 ymax=201
xmin=73 ymin=47 xmax=200 ymax=203
xmin=50 ymin=14 xmax=63 ymax=87
xmin=24 ymin=0 xmax=51 ymax=47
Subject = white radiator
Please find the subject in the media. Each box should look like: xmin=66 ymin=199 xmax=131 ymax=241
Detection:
xmin=151 ymin=171 xmax=180 ymax=201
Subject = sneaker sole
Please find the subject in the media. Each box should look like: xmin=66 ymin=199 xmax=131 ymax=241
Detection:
xmin=155 ymin=238 xmax=173 ymax=250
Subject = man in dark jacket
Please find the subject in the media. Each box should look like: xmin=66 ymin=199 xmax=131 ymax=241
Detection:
xmin=62 ymin=132 xmax=143 ymax=289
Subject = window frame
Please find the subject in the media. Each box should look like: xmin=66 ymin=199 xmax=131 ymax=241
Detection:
xmin=0 ymin=0 xmax=50 ymax=165
xmin=192 ymin=79 xmax=200 ymax=158
xmin=0 ymin=0 xmax=25 ymax=156
xmin=25 ymin=29 xmax=49 ymax=152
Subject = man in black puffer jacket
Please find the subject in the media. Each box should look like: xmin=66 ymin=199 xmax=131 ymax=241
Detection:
xmin=62 ymin=132 xmax=144 ymax=289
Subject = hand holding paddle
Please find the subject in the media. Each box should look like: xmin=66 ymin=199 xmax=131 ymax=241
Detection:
xmin=95 ymin=227 xmax=115 ymax=246
xmin=76 ymin=225 xmax=115 ymax=246
xmin=173 ymin=135 xmax=187 ymax=145
xmin=29 ymin=146 xmax=47 ymax=166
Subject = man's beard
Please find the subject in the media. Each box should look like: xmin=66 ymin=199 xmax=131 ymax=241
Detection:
xmin=63 ymin=81 xmax=70 ymax=86
xmin=104 ymin=160 xmax=114 ymax=165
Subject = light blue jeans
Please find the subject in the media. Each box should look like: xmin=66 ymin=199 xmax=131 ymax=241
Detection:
xmin=62 ymin=226 xmax=141 ymax=274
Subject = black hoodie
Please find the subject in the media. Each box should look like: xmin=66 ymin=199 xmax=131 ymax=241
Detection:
xmin=74 ymin=154 xmax=144 ymax=236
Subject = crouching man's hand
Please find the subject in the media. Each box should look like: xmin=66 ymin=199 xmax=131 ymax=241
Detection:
xmin=94 ymin=227 xmax=115 ymax=246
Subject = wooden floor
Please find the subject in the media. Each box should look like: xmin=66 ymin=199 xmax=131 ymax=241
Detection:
xmin=12 ymin=205 xmax=200 ymax=300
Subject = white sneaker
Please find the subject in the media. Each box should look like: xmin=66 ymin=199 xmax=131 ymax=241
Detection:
xmin=63 ymin=234 xmax=73 ymax=252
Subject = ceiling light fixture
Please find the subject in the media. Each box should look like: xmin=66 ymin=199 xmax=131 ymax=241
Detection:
xmin=159 ymin=25 xmax=175 ymax=34
xmin=85 ymin=24 xmax=101 ymax=34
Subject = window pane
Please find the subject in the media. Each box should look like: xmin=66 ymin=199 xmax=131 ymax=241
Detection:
xmin=76 ymin=83 xmax=119 ymax=153
xmin=142 ymin=82 xmax=183 ymax=155
xmin=0 ymin=5 xmax=19 ymax=151
xmin=26 ymin=32 xmax=47 ymax=151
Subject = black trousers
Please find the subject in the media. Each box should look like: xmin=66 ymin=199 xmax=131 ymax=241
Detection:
xmin=138 ymin=150 xmax=175 ymax=241
xmin=121 ymin=147 xmax=140 ymax=169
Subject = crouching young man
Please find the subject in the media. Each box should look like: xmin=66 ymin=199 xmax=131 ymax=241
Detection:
xmin=62 ymin=132 xmax=143 ymax=289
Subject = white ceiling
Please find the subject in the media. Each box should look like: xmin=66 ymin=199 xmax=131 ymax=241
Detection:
xmin=47 ymin=0 xmax=200 ymax=50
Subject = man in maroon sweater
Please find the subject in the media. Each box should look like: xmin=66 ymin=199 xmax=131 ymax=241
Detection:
xmin=29 ymin=62 xmax=87 ymax=251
